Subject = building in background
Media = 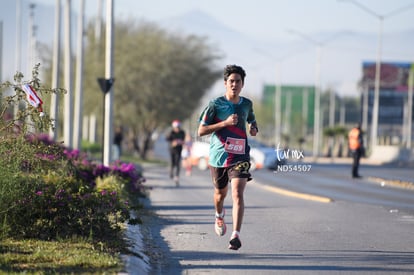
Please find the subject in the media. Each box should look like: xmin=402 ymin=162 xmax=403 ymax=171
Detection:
xmin=360 ymin=61 xmax=414 ymax=146
xmin=262 ymin=85 xmax=315 ymax=144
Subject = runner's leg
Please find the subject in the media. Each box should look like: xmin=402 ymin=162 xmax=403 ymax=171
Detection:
xmin=169 ymin=151 xmax=174 ymax=178
xmin=214 ymin=186 xmax=228 ymax=216
xmin=176 ymin=153 xmax=181 ymax=177
xmin=231 ymin=178 xmax=247 ymax=232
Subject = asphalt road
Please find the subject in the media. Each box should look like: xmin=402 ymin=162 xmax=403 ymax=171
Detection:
xmin=255 ymin=163 xmax=414 ymax=212
xmin=137 ymin=158 xmax=414 ymax=275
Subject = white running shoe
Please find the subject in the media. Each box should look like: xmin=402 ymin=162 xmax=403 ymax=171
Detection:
xmin=214 ymin=209 xmax=226 ymax=236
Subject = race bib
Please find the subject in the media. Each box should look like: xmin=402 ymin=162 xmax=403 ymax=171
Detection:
xmin=224 ymin=137 xmax=246 ymax=155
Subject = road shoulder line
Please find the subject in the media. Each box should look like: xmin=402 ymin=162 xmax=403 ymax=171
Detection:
xmin=251 ymin=181 xmax=333 ymax=203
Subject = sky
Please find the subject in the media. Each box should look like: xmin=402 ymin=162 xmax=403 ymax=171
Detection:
xmin=34 ymin=0 xmax=414 ymax=41
xmin=2 ymin=0 xmax=414 ymax=97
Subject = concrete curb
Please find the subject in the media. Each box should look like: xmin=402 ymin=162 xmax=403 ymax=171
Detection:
xmin=367 ymin=176 xmax=414 ymax=190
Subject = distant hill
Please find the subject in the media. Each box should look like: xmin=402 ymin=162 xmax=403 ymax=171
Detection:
xmin=2 ymin=4 xmax=413 ymax=99
xmin=159 ymin=10 xmax=414 ymax=98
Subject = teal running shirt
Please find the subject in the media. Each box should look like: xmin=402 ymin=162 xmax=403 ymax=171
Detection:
xmin=199 ymin=96 xmax=256 ymax=168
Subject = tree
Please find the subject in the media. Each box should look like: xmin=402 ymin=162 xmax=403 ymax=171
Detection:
xmin=323 ymin=126 xmax=348 ymax=157
xmin=81 ymin=19 xmax=221 ymax=159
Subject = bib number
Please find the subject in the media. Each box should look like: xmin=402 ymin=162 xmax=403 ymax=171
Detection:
xmin=224 ymin=137 xmax=246 ymax=155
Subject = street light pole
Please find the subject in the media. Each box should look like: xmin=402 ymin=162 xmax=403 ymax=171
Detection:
xmin=28 ymin=3 xmax=36 ymax=75
xmin=314 ymin=45 xmax=322 ymax=158
xmin=63 ymin=0 xmax=73 ymax=148
xmin=287 ymin=29 xmax=324 ymax=158
xmin=103 ymin=0 xmax=114 ymax=166
xmin=252 ymin=48 xmax=284 ymax=147
xmin=407 ymin=69 xmax=413 ymax=149
xmin=371 ymin=17 xmax=382 ymax=149
xmin=73 ymin=0 xmax=85 ymax=150
xmin=275 ymin=61 xmax=282 ymax=147
xmin=50 ymin=0 xmax=61 ymax=140
xmin=339 ymin=0 xmax=414 ymax=151
xmin=287 ymin=29 xmax=351 ymax=158
xmin=14 ymin=0 xmax=22 ymax=119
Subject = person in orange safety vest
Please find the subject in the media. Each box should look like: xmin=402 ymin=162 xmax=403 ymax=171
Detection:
xmin=348 ymin=123 xmax=364 ymax=178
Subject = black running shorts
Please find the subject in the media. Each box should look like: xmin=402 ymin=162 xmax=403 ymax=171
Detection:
xmin=210 ymin=161 xmax=252 ymax=190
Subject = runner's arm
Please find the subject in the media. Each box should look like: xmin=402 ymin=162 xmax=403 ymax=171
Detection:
xmin=249 ymin=122 xmax=259 ymax=136
xmin=198 ymin=115 xmax=235 ymax=137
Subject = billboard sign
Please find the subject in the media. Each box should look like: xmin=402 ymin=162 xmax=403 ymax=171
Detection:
xmin=361 ymin=61 xmax=414 ymax=125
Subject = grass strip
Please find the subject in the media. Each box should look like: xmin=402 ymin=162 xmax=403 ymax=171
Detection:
xmin=0 ymin=238 xmax=123 ymax=274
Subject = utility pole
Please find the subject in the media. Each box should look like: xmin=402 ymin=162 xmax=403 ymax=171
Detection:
xmin=73 ymin=0 xmax=85 ymax=149
xmin=49 ymin=0 xmax=61 ymax=140
xmin=15 ymin=0 xmax=21 ymax=73
xmin=339 ymin=0 xmax=414 ymax=151
xmin=14 ymin=0 xmax=22 ymax=118
xmin=28 ymin=3 xmax=36 ymax=75
xmin=287 ymin=29 xmax=348 ymax=158
xmin=287 ymin=29 xmax=323 ymax=158
xmin=329 ymin=89 xmax=335 ymax=127
xmin=340 ymin=100 xmax=345 ymax=126
xmin=284 ymin=92 xmax=292 ymax=135
xmin=103 ymin=0 xmax=114 ymax=165
xmin=314 ymin=45 xmax=322 ymax=159
xmin=95 ymin=0 xmax=103 ymax=47
xmin=362 ymin=84 xmax=369 ymax=147
xmin=26 ymin=3 xmax=36 ymax=133
xmin=275 ymin=62 xmax=282 ymax=147
xmin=407 ymin=70 xmax=413 ymax=149
xmin=302 ymin=88 xmax=308 ymax=137
xmin=63 ymin=0 xmax=73 ymax=148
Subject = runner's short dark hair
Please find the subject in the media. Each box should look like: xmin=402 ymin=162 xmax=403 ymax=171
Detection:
xmin=224 ymin=65 xmax=246 ymax=83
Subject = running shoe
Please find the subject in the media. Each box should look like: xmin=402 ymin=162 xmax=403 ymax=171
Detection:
xmin=228 ymin=233 xmax=242 ymax=250
xmin=214 ymin=210 xmax=226 ymax=236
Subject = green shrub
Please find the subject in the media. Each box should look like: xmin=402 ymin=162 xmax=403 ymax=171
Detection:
xmin=0 ymin=134 xmax=145 ymax=240
xmin=81 ymin=140 xmax=101 ymax=154
xmin=0 ymin=67 xmax=146 ymax=242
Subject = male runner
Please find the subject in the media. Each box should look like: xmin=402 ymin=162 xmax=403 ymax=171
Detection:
xmin=198 ymin=64 xmax=258 ymax=250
